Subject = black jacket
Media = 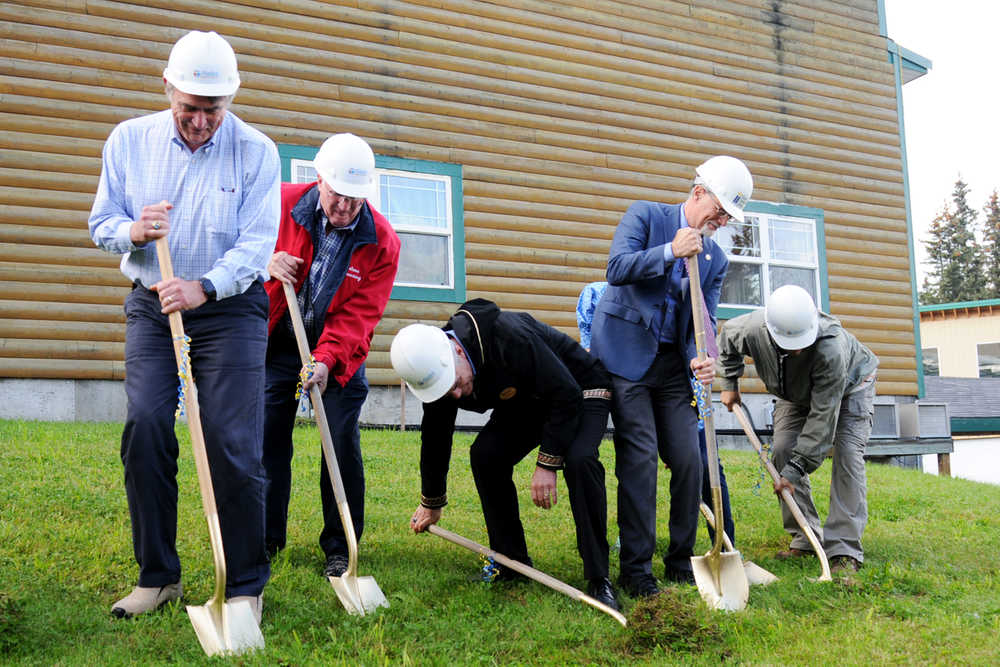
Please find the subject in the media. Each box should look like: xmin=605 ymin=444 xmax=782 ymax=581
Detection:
xmin=419 ymin=299 xmax=611 ymax=507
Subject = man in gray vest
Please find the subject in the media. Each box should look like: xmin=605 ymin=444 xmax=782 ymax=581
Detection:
xmin=717 ymin=285 xmax=878 ymax=576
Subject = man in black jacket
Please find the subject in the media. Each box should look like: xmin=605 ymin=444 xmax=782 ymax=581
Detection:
xmin=391 ymin=299 xmax=619 ymax=610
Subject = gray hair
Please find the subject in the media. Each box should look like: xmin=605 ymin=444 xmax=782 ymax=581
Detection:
xmin=164 ymin=81 xmax=234 ymax=108
xmin=691 ymin=176 xmax=711 ymax=197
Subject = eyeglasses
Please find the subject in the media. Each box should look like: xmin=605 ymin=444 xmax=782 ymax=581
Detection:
xmin=708 ymin=195 xmax=731 ymax=223
xmin=320 ymin=180 xmax=365 ymax=206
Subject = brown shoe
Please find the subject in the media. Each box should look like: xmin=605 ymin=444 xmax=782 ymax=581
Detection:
xmin=775 ymin=548 xmax=815 ymax=560
xmin=830 ymin=556 xmax=861 ymax=575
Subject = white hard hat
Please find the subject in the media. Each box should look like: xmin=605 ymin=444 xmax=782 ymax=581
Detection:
xmin=163 ymin=31 xmax=240 ymax=97
xmin=390 ymin=324 xmax=456 ymax=403
xmin=695 ymin=156 xmax=753 ymax=223
xmin=313 ymin=133 xmax=376 ymax=199
xmin=765 ymin=285 xmax=819 ymax=350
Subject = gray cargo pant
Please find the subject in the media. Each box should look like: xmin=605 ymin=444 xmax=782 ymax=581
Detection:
xmin=771 ymin=380 xmax=875 ymax=562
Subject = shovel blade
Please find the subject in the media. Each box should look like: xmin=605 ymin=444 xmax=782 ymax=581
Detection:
xmin=187 ymin=599 xmax=264 ymax=656
xmin=743 ymin=561 xmax=779 ymax=586
xmin=329 ymin=575 xmax=389 ymax=615
xmin=691 ymin=551 xmax=749 ymax=611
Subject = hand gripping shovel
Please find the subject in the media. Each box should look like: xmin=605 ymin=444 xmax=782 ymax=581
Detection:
xmin=427 ymin=525 xmax=627 ymax=627
xmin=698 ymin=503 xmax=778 ymax=585
xmin=154 ymin=239 xmax=264 ymax=656
xmin=732 ymin=404 xmax=832 ymax=582
xmin=686 ymin=255 xmax=749 ymax=611
xmin=281 ymin=282 xmax=388 ymax=614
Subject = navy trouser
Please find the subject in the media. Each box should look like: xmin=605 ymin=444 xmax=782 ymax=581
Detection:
xmin=470 ymin=396 xmax=612 ymax=581
xmin=262 ymin=327 xmax=368 ymax=559
xmin=610 ymin=350 xmax=702 ymax=578
xmin=699 ymin=428 xmax=735 ymax=546
xmin=121 ymin=283 xmax=269 ymax=597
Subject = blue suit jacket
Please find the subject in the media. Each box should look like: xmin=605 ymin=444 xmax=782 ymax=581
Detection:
xmin=591 ymin=201 xmax=728 ymax=382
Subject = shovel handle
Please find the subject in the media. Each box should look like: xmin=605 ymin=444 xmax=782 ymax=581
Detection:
xmin=280 ymin=281 xmax=362 ymax=578
xmin=427 ymin=525 xmax=627 ymax=627
xmin=686 ymin=255 xmax=724 ymax=562
xmin=732 ymin=404 xmax=832 ymax=581
xmin=154 ymin=238 xmax=228 ymax=605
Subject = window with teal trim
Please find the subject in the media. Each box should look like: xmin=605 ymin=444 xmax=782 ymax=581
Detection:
xmin=279 ymin=144 xmax=465 ymax=303
xmin=715 ymin=203 xmax=826 ymax=317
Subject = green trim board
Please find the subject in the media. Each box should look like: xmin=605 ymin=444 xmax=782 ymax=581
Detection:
xmin=276 ymin=144 xmax=466 ymax=304
xmin=888 ymin=39 xmax=926 ymax=398
xmin=951 ymin=417 xmax=1000 ymax=434
xmin=716 ymin=200 xmax=828 ymax=321
xmin=920 ymin=298 xmax=1000 ymax=313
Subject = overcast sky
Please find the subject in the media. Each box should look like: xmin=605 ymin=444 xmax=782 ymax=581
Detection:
xmin=882 ymin=0 xmax=1000 ymax=282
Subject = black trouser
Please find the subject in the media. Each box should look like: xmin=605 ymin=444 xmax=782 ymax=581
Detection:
xmin=261 ymin=327 xmax=368 ymax=559
xmin=469 ymin=397 xmax=611 ymax=580
xmin=121 ymin=283 xmax=269 ymax=597
xmin=610 ymin=350 xmax=702 ymax=578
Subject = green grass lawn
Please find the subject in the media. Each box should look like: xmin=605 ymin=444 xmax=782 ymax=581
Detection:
xmin=1 ymin=419 xmax=998 ymax=665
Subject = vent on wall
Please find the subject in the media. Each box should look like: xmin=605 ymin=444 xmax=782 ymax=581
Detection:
xmin=898 ymin=403 xmax=951 ymax=438
xmin=871 ymin=402 xmax=900 ymax=439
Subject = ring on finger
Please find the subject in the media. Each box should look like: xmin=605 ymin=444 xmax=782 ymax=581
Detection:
xmin=152 ymin=221 xmax=161 ymax=230
xmin=164 ymin=295 xmax=173 ymax=304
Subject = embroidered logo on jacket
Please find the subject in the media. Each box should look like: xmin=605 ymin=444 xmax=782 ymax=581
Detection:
xmin=499 ymin=387 xmax=516 ymax=400
xmin=346 ymin=265 xmax=362 ymax=282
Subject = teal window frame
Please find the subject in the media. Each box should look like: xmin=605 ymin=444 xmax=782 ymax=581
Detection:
xmin=716 ymin=201 xmax=829 ymax=321
xmin=277 ymin=144 xmax=465 ymax=303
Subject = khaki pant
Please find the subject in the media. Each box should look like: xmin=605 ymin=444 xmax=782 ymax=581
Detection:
xmin=771 ymin=382 xmax=875 ymax=562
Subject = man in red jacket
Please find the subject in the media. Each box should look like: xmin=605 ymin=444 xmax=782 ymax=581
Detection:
xmin=262 ymin=133 xmax=400 ymax=576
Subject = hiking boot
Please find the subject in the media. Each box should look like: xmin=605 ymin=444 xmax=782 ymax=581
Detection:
xmin=323 ymin=553 xmax=349 ymax=578
xmin=775 ymin=547 xmax=815 ymax=560
xmin=111 ymin=583 xmax=183 ymax=618
xmin=586 ymin=577 xmax=621 ymax=611
xmin=617 ymin=572 xmax=660 ymax=598
xmin=228 ymin=594 xmax=263 ymax=624
xmin=663 ymin=565 xmax=696 ymax=585
xmin=830 ymin=555 xmax=861 ymax=575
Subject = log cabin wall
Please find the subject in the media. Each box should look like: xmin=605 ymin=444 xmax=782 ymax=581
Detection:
xmin=0 ymin=0 xmax=917 ymax=400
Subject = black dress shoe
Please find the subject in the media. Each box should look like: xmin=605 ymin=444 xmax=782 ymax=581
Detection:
xmin=617 ymin=572 xmax=660 ymax=598
xmin=663 ymin=565 xmax=695 ymax=585
xmin=586 ymin=577 xmax=621 ymax=611
xmin=323 ymin=553 xmax=349 ymax=577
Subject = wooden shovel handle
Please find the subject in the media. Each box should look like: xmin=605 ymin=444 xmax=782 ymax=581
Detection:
xmin=427 ymin=524 xmax=627 ymax=627
xmin=280 ymin=281 xmax=360 ymax=576
xmin=732 ymin=404 xmax=832 ymax=581
xmin=154 ymin=237 xmax=227 ymax=603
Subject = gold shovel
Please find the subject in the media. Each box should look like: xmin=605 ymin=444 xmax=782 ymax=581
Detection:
xmin=686 ymin=255 xmax=750 ymax=611
xmin=732 ymin=404 xmax=832 ymax=582
xmin=155 ymin=239 xmax=264 ymax=656
xmin=698 ymin=503 xmax=778 ymax=586
xmin=428 ymin=525 xmax=627 ymax=627
xmin=281 ymin=282 xmax=388 ymax=614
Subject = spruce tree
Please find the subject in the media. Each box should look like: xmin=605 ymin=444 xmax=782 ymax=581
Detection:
xmin=949 ymin=178 xmax=987 ymax=300
xmin=983 ymin=190 xmax=1000 ymax=298
xmin=920 ymin=206 xmax=950 ymax=304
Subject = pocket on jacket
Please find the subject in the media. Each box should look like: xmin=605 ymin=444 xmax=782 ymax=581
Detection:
xmin=601 ymin=299 xmax=642 ymax=325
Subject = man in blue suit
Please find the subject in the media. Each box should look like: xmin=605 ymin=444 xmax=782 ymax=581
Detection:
xmin=590 ymin=156 xmax=753 ymax=597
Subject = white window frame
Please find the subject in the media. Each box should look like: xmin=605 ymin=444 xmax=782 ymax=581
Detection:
xmin=289 ymin=159 xmax=457 ymax=293
xmin=718 ymin=210 xmax=822 ymax=311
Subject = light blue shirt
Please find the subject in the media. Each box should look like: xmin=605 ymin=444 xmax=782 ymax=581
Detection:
xmin=89 ymin=109 xmax=281 ymax=299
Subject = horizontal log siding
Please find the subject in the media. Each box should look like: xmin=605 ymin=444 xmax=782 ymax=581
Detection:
xmin=1 ymin=0 xmax=917 ymax=395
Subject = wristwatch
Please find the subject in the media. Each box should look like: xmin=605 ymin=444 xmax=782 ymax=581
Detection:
xmin=199 ymin=277 xmax=217 ymax=302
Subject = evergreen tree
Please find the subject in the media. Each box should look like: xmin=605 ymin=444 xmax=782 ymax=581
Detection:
xmin=983 ymin=190 xmax=1000 ymax=298
xmin=920 ymin=177 xmax=986 ymax=304
xmin=949 ymin=178 xmax=987 ymax=300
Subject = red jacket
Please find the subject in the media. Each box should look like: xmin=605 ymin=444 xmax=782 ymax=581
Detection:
xmin=265 ymin=181 xmax=401 ymax=387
